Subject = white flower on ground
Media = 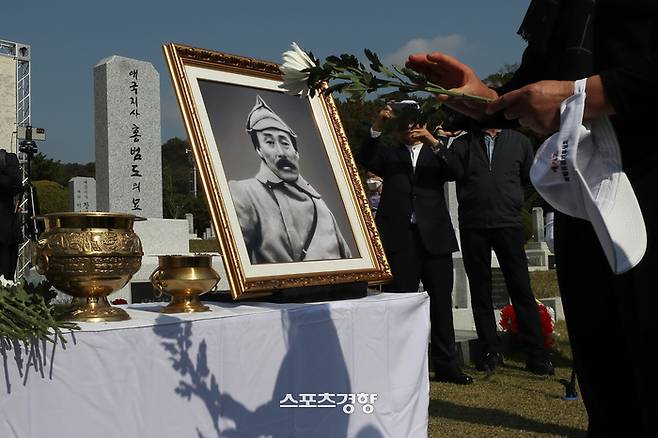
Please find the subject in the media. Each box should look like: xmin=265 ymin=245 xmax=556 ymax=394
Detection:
xmin=0 ymin=275 xmax=16 ymax=288
xmin=279 ymin=42 xmax=317 ymax=97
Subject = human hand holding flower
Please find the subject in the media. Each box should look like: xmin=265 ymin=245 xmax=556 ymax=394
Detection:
xmin=485 ymin=79 xmax=573 ymax=134
xmin=406 ymin=52 xmax=498 ymax=120
xmin=279 ymin=43 xmax=494 ymax=109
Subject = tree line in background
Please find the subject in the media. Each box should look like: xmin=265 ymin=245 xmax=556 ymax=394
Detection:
xmin=28 ymin=64 xmax=544 ymax=240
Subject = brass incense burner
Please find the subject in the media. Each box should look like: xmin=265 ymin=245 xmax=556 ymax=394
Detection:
xmin=150 ymin=254 xmax=220 ymax=313
xmin=33 ymin=212 xmax=145 ymax=322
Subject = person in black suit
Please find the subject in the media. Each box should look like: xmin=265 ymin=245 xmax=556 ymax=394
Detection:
xmin=359 ymin=103 xmax=472 ymax=385
xmin=445 ymin=128 xmax=553 ymax=375
xmin=0 ymin=149 xmax=22 ymax=280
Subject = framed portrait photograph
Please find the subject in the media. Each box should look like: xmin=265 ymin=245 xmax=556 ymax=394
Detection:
xmin=163 ymin=43 xmax=391 ymax=298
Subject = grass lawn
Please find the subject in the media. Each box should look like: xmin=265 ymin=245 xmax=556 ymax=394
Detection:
xmin=189 ymin=239 xmax=220 ymax=253
xmin=529 ymin=270 xmax=561 ymax=299
xmin=429 ymin=320 xmax=587 ymax=437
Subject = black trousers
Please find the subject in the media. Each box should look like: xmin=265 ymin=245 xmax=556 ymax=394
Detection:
xmin=383 ymin=224 xmax=458 ymax=373
xmin=0 ymin=242 xmax=18 ymax=280
xmin=460 ymin=227 xmax=544 ymax=357
xmin=555 ymin=175 xmax=657 ymax=435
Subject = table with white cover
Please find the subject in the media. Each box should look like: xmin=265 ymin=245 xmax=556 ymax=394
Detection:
xmin=0 ymin=292 xmax=430 ymax=438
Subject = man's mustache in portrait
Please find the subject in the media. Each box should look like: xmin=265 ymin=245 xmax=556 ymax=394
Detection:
xmin=276 ymin=158 xmax=297 ymax=171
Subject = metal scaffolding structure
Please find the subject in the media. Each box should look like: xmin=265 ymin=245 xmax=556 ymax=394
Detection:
xmin=0 ymin=39 xmax=32 ymax=280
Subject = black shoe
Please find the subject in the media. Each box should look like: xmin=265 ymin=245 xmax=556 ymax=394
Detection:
xmin=433 ymin=370 xmax=474 ymax=385
xmin=476 ymin=352 xmax=504 ymax=372
xmin=526 ymin=356 xmax=555 ymax=375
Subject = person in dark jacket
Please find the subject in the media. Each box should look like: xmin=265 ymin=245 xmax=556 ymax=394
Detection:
xmin=445 ymin=128 xmax=552 ymax=374
xmin=360 ymin=102 xmax=472 ymax=385
xmin=0 ymin=149 xmax=22 ymax=280
xmin=406 ymin=0 xmax=658 ymax=434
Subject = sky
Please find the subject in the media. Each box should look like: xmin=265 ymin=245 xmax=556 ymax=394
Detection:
xmin=1 ymin=0 xmax=530 ymax=164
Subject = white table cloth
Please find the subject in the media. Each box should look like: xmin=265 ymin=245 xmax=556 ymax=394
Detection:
xmin=0 ymin=292 xmax=429 ymax=438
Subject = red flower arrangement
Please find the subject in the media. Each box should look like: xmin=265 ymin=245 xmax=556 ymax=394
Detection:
xmin=111 ymin=298 xmax=128 ymax=305
xmin=499 ymin=301 xmax=556 ymax=348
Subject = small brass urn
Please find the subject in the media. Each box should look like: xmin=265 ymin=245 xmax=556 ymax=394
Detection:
xmin=33 ymin=212 xmax=145 ymax=322
xmin=150 ymin=254 xmax=220 ymax=313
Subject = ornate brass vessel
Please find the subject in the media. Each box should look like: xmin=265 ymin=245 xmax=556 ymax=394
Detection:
xmin=33 ymin=212 xmax=145 ymax=322
xmin=150 ymin=255 xmax=220 ymax=313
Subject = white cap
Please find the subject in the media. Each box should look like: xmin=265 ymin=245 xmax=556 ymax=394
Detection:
xmin=530 ymin=78 xmax=646 ymax=274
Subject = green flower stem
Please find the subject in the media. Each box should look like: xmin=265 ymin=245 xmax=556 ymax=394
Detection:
xmin=0 ymin=312 xmax=24 ymax=333
xmin=0 ymin=320 xmax=24 ymax=340
xmin=3 ymin=299 xmax=42 ymax=322
xmin=1 ymin=282 xmax=79 ymax=348
xmin=424 ymin=85 xmax=494 ymax=103
xmin=3 ymin=302 xmax=52 ymax=335
xmin=374 ymin=78 xmax=493 ymax=104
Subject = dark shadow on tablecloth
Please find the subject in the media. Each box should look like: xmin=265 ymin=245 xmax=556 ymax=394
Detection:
xmin=0 ymin=332 xmax=75 ymax=393
xmin=153 ymin=303 xmax=385 ymax=437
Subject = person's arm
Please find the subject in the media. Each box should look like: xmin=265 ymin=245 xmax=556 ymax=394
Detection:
xmin=488 ymin=43 xmax=658 ymax=133
xmin=359 ymin=106 xmax=393 ymax=177
xmin=434 ymin=134 xmax=469 ymax=181
xmin=599 ymin=51 xmax=658 ymax=120
xmin=409 ymin=126 xmax=441 ymax=151
xmin=406 ymin=48 xmax=652 ymax=135
xmin=485 ymin=75 xmax=614 ymax=134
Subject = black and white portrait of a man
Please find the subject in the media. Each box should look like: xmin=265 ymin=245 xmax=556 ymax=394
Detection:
xmin=227 ymin=96 xmax=352 ymax=264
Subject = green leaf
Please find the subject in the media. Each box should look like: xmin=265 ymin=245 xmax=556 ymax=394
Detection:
xmin=1 ymin=280 xmax=79 ymax=347
xmin=364 ymin=49 xmax=383 ymax=72
xmin=324 ymin=82 xmax=349 ymax=95
xmin=379 ymin=65 xmax=396 ymax=79
xmin=391 ymin=64 xmax=408 ymax=79
xmin=342 ymin=83 xmax=367 ymax=101
xmin=337 ymin=54 xmax=360 ymax=69
xmin=307 ymin=51 xmax=321 ymax=66
xmin=325 ymin=56 xmax=341 ymax=65
xmin=400 ymin=67 xmax=428 ymax=86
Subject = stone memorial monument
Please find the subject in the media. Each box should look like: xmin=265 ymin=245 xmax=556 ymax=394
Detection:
xmin=94 ymin=55 xmax=207 ymax=302
xmin=94 ymin=55 xmax=162 ymax=217
xmin=68 ymin=177 xmax=96 ymax=212
xmin=185 ymin=212 xmax=199 ymax=240
xmin=526 ymin=206 xmax=552 ymax=270
xmin=446 ymin=182 xmax=469 ymax=307
xmin=0 ymin=53 xmax=16 ymax=153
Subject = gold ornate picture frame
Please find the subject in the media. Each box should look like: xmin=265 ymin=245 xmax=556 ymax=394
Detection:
xmin=163 ymin=43 xmax=391 ymax=299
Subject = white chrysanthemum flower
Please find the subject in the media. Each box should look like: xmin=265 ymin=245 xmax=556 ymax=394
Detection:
xmin=0 ymin=275 xmax=16 ymax=288
xmin=279 ymin=42 xmax=317 ymax=97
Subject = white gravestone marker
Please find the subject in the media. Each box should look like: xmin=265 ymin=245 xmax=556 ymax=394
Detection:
xmin=68 ymin=177 xmax=96 ymax=212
